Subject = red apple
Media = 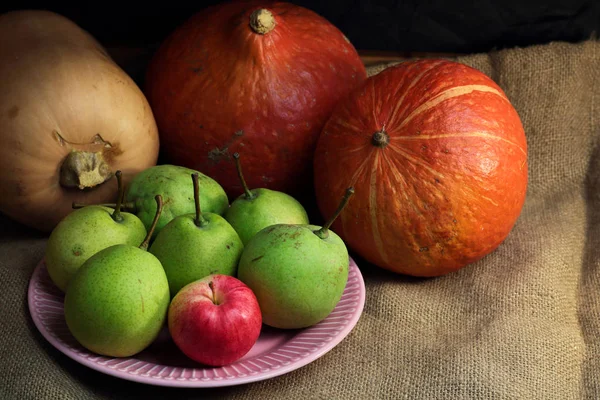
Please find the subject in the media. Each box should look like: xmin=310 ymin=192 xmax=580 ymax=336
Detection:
xmin=168 ymin=274 xmax=262 ymax=366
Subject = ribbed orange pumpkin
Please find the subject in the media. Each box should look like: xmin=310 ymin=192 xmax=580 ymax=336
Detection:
xmin=145 ymin=0 xmax=367 ymax=200
xmin=314 ymin=59 xmax=528 ymax=277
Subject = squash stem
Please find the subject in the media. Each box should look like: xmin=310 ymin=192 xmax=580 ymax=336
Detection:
xmin=59 ymin=150 xmax=113 ymax=189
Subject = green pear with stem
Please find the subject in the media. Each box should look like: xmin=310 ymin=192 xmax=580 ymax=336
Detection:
xmin=224 ymin=153 xmax=309 ymax=245
xmin=64 ymin=195 xmax=170 ymax=358
xmin=237 ymin=187 xmax=355 ymax=329
xmin=150 ymin=173 xmax=244 ymax=298
xmin=46 ymin=171 xmax=147 ymax=292
xmin=74 ymin=164 xmax=229 ymax=240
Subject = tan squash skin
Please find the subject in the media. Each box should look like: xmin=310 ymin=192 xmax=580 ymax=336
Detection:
xmin=0 ymin=10 xmax=159 ymax=232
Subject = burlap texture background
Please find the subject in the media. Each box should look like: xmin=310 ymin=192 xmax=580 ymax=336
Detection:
xmin=1 ymin=39 xmax=599 ymax=399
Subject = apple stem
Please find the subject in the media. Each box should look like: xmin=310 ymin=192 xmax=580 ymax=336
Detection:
xmin=314 ymin=187 xmax=355 ymax=239
xmin=233 ymin=153 xmax=255 ymax=200
xmin=208 ymin=281 xmax=218 ymax=305
xmin=72 ymin=201 xmax=136 ymax=211
xmin=192 ymin=173 xmax=209 ymax=227
xmin=111 ymin=171 xmax=125 ymax=222
xmin=139 ymin=195 xmax=163 ymax=251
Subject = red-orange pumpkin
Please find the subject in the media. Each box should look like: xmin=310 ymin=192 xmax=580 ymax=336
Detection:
xmin=314 ymin=59 xmax=528 ymax=277
xmin=145 ymin=1 xmax=366 ymax=200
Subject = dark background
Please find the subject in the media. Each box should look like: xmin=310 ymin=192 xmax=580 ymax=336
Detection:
xmin=1 ymin=0 xmax=599 ymax=54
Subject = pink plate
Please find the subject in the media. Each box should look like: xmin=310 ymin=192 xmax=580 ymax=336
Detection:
xmin=28 ymin=257 xmax=365 ymax=387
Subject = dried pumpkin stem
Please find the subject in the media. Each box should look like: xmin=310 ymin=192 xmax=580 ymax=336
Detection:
xmin=372 ymin=130 xmax=390 ymax=147
xmin=250 ymin=9 xmax=276 ymax=34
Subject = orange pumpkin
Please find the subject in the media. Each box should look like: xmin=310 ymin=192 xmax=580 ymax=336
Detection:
xmin=314 ymin=60 xmax=528 ymax=277
xmin=144 ymin=0 xmax=366 ymax=200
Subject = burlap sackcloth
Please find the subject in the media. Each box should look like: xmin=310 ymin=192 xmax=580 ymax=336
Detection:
xmin=1 ymin=39 xmax=600 ymax=399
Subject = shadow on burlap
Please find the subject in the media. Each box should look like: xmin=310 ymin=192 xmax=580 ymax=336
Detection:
xmin=1 ymin=39 xmax=599 ymax=399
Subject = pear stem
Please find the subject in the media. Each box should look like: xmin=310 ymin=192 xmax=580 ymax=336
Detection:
xmin=140 ymin=195 xmax=163 ymax=251
xmin=111 ymin=171 xmax=124 ymax=222
xmin=192 ymin=173 xmax=209 ymax=227
xmin=314 ymin=187 xmax=355 ymax=239
xmin=233 ymin=153 xmax=255 ymax=200
xmin=72 ymin=201 xmax=136 ymax=211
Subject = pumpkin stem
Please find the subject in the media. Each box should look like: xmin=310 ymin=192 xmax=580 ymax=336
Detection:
xmin=191 ymin=173 xmax=209 ymax=227
xmin=59 ymin=150 xmax=113 ymax=190
xmin=372 ymin=130 xmax=390 ymax=147
xmin=111 ymin=171 xmax=125 ymax=222
xmin=140 ymin=195 xmax=163 ymax=251
xmin=250 ymin=9 xmax=276 ymax=35
xmin=233 ymin=153 xmax=255 ymax=200
xmin=314 ymin=187 xmax=355 ymax=240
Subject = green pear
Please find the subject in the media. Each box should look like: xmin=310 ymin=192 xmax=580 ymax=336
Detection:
xmin=46 ymin=171 xmax=146 ymax=292
xmin=224 ymin=153 xmax=309 ymax=245
xmin=237 ymin=187 xmax=355 ymax=329
xmin=64 ymin=195 xmax=170 ymax=358
xmin=74 ymin=164 xmax=229 ymax=240
xmin=150 ymin=173 xmax=244 ymax=297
